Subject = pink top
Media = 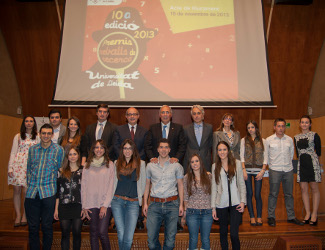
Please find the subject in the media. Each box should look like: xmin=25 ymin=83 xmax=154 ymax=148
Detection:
xmin=81 ymin=161 xmax=115 ymax=209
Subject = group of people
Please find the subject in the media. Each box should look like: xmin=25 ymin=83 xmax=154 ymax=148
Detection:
xmin=7 ymin=104 xmax=321 ymax=250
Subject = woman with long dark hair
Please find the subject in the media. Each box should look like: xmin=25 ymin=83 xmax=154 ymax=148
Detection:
xmin=212 ymin=113 xmax=241 ymax=162
xmin=8 ymin=115 xmax=39 ymax=227
xmin=183 ymin=154 xmax=212 ymax=250
xmin=111 ymin=139 xmax=146 ymax=250
xmin=240 ymin=120 xmax=267 ymax=226
xmin=81 ymin=139 xmax=115 ymax=250
xmin=294 ymin=115 xmax=321 ymax=225
xmin=60 ymin=116 xmax=81 ymax=154
xmin=212 ymin=141 xmax=246 ymax=250
xmin=54 ymin=146 xmax=82 ymax=250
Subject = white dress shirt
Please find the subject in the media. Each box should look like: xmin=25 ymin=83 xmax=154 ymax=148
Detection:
xmin=266 ymin=133 xmax=294 ymax=172
xmin=96 ymin=120 xmax=107 ymax=140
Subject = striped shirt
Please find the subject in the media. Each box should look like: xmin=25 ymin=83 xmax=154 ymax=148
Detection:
xmin=26 ymin=142 xmax=64 ymax=199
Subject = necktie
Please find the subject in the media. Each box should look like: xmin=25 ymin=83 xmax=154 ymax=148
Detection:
xmin=97 ymin=123 xmax=103 ymax=140
xmin=195 ymin=124 xmax=202 ymax=146
xmin=162 ymin=125 xmax=167 ymax=139
xmin=131 ymin=126 xmax=135 ymax=141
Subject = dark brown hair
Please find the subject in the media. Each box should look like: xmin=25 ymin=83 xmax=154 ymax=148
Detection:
xmin=214 ymin=141 xmax=236 ymax=185
xmin=85 ymin=139 xmax=110 ymax=169
xmin=116 ymin=139 xmax=141 ymax=180
xmin=245 ymin=120 xmax=264 ymax=151
xmin=61 ymin=116 xmax=81 ymax=148
xmin=217 ymin=113 xmax=237 ymax=132
xmin=186 ymin=154 xmax=211 ymax=196
xmin=96 ymin=103 xmax=109 ymax=112
xmin=61 ymin=146 xmax=81 ymax=179
xmin=20 ymin=115 xmax=38 ymax=140
xmin=300 ymin=115 xmax=312 ymax=124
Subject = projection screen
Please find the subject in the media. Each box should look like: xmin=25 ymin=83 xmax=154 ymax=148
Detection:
xmin=52 ymin=0 xmax=273 ymax=107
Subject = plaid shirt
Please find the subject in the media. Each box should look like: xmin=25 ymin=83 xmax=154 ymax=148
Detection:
xmin=26 ymin=142 xmax=64 ymax=199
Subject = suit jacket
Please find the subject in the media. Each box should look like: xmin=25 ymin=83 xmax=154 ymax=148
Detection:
xmin=112 ymin=124 xmax=148 ymax=160
xmin=57 ymin=124 xmax=66 ymax=145
xmin=81 ymin=121 xmax=117 ymax=160
xmin=212 ymin=130 xmax=241 ymax=162
xmin=144 ymin=122 xmax=187 ymax=163
xmin=183 ymin=122 xmax=213 ymax=172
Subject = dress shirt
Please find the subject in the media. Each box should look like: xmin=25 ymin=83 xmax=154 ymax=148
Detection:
xmin=96 ymin=120 xmax=107 ymax=140
xmin=26 ymin=142 xmax=64 ymax=199
xmin=52 ymin=126 xmax=61 ymax=144
xmin=128 ymin=123 xmax=137 ymax=133
xmin=266 ymin=133 xmax=294 ymax=172
xmin=146 ymin=158 xmax=184 ymax=198
xmin=161 ymin=122 xmax=170 ymax=138
xmin=194 ymin=123 xmax=203 ymax=146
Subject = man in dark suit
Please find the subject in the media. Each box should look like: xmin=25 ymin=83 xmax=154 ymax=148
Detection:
xmin=183 ymin=105 xmax=213 ymax=172
xmin=145 ymin=105 xmax=187 ymax=164
xmin=81 ymin=104 xmax=117 ymax=165
xmin=144 ymin=105 xmax=187 ymax=231
xmin=48 ymin=109 xmax=66 ymax=145
xmin=113 ymin=107 xmax=147 ymax=160
xmin=112 ymin=107 xmax=148 ymax=230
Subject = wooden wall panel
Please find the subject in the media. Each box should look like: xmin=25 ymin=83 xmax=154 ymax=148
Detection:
xmin=0 ymin=0 xmax=324 ymax=121
xmin=0 ymin=115 xmax=22 ymax=200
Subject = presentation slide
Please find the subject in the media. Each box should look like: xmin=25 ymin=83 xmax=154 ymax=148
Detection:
xmin=53 ymin=0 xmax=272 ymax=106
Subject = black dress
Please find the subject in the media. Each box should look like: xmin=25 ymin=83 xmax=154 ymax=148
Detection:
xmin=294 ymin=132 xmax=321 ymax=183
xmin=57 ymin=168 xmax=82 ymax=220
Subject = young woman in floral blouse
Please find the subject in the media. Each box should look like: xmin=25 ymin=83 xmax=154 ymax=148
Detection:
xmin=54 ymin=146 xmax=82 ymax=250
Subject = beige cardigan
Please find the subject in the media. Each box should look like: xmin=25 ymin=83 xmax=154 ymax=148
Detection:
xmin=113 ymin=160 xmax=146 ymax=206
xmin=211 ymin=160 xmax=247 ymax=208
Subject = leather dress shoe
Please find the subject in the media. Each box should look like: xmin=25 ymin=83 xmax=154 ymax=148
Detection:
xmin=267 ymin=217 xmax=276 ymax=227
xmin=287 ymin=218 xmax=304 ymax=226
xmin=136 ymin=221 xmax=144 ymax=230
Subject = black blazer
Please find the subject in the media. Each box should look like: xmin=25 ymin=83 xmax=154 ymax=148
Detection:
xmin=144 ymin=122 xmax=187 ymax=162
xmin=112 ymin=124 xmax=148 ymax=160
xmin=81 ymin=121 xmax=117 ymax=160
xmin=183 ymin=122 xmax=213 ymax=172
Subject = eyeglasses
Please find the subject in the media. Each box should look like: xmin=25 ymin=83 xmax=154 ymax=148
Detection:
xmin=123 ymin=147 xmax=133 ymax=151
xmin=127 ymin=113 xmax=139 ymax=117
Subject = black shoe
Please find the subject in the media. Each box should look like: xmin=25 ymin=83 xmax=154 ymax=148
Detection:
xmin=177 ymin=223 xmax=183 ymax=231
xmin=309 ymin=218 xmax=318 ymax=226
xmin=136 ymin=221 xmax=144 ymax=230
xmin=267 ymin=217 xmax=276 ymax=227
xmin=303 ymin=216 xmax=311 ymax=224
xmin=113 ymin=224 xmax=116 ymax=230
xmin=256 ymin=221 xmax=263 ymax=226
xmin=287 ymin=218 xmax=304 ymax=226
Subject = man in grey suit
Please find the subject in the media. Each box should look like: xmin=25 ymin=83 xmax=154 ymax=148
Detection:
xmin=81 ymin=104 xmax=117 ymax=165
xmin=113 ymin=107 xmax=147 ymax=160
xmin=48 ymin=109 xmax=66 ymax=145
xmin=183 ymin=105 xmax=213 ymax=172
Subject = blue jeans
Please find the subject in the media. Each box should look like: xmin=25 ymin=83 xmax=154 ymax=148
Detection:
xmin=146 ymin=200 xmax=179 ymax=250
xmin=186 ymin=208 xmax=213 ymax=250
xmin=25 ymin=194 xmax=56 ymax=250
xmin=111 ymin=196 xmax=139 ymax=250
xmin=245 ymin=174 xmax=263 ymax=218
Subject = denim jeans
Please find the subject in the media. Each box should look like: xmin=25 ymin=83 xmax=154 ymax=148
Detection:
xmin=186 ymin=208 xmax=213 ymax=250
xmin=25 ymin=194 xmax=56 ymax=250
xmin=146 ymin=199 xmax=179 ymax=250
xmin=111 ymin=196 xmax=139 ymax=250
xmin=89 ymin=207 xmax=111 ymax=250
xmin=245 ymin=174 xmax=263 ymax=218
xmin=216 ymin=206 xmax=242 ymax=250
